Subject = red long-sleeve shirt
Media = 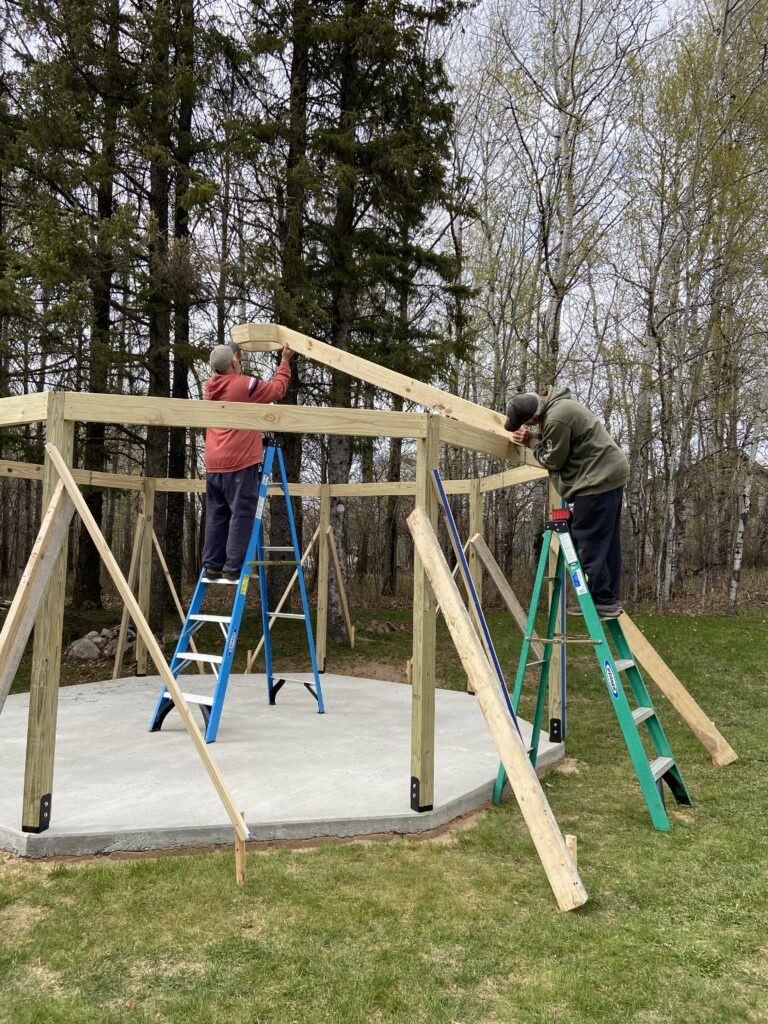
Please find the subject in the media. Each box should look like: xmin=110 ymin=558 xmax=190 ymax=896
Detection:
xmin=203 ymin=361 xmax=291 ymax=472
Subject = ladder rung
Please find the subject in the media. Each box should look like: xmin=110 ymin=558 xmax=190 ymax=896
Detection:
xmin=268 ymin=612 xmax=305 ymax=620
xmin=163 ymin=690 xmax=213 ymax=707
xmin=615 ymin=658 xmax=635 ymax=672
xmin=264 ymin=546 xmax=294 ymax=552
xmin=176 ymin=652 xmax=223 ymax=665
xmin=632 ymin=706 xmax=654 ymax=726
xmin=650 ymin=756 xmax=675 ymax=782
xmin=202 ymin=577 xmax=239 ymax=585
xmin=249 ymin=560 xmax=299 ymax=567
xmin=527 ymin=659 xmax=546 ymax=667
xmin=189 ymin=614 xmax=232 ymax=624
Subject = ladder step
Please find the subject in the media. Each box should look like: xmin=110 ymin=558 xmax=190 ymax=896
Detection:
xmin=189 ymin=614 xmax=232 ymax=624
xmin=615 ymin=658 xmax=635 ymax=672
xmin=163 ymin=690 xmax=213 ymax=707
xmin=268 ymin=612 xmax=305 ymax=620
xmin=202 ymin=577 xmax=239 ymax=585
xmin=264 ymin=546 xmax=294 ymax=552
xmin=650 ymin=756 xmax=675 ymax=782
xmin=176 ymin=652 xmax=223 ymax=665
xmin=632 ymin=706 xmax=655 ymax=726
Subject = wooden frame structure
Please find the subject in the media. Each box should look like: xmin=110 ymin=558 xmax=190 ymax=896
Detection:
xmin=0 ymin=323 xmax=737 ymax=904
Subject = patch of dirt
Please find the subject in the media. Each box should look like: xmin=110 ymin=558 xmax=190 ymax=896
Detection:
xmin=342 ymin=657 xmax=408 ymax=683
xmin=0 ymin=903 xmax=45 ymax=938
xmin=551 ymin=757 xmax=584 ymax=775
xmin=360 ymin=619 xmax=410 ymax=634
xmin=14 ymin=963 xmax=70 ymax=998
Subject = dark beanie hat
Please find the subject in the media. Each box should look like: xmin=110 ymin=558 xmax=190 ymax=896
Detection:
xmin=504 ymin=393 xmax=539 ymax=432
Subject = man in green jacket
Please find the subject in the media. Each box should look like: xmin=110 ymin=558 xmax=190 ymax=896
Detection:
xmin=504 ymin=387 xmax=629 ymax=618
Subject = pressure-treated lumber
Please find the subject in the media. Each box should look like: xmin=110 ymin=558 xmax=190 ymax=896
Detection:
xmin=233 ymin=323 xmax=524 ymax=448
xmin=112 ymin=514 xmax=145 ymax=679
xmin=61 ymin=392 xmax=428 ymax=439
xmin=245 ymin=527 xmax=320 ymax=673
xmin=315 ymin=487 xmax=331 ymax=671
xmin=469 ymin=535 xmax=545 ymax=663
xmin=618 ymin=612 xmax=738 ymax=766
xmin=135 ymin=479 xmax=156 ymax=675
xmin=0 ymin=392 xmax=49 ymax=427
xmin=410 ymin=417 xmax=440 ymax=811
xmin=0 ymin=482 xmax=74 ymax=716
xmin=326 ymin=526 xmax=355 ymax=647
xmin=479 ymin=465 xmax=549 ymax=493
xmin=44 ymin=443 xmax=250 ymax=842
xmin=407 ymin=507 xmax=587 ymax=911
xmin=235 ymin=810 xmax=247 ymax=885
xmin=548 ymin=484 xmax=564 ymax=733
xmin=21 ymin=395 xmax=74 ymax=833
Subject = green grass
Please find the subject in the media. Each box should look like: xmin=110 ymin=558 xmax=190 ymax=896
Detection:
xmin=1 ymin=610 xmax=767 ymax=1023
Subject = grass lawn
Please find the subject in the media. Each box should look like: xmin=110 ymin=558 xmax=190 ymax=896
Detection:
xmin=1 ymin=609 xmax=767 ymax=1023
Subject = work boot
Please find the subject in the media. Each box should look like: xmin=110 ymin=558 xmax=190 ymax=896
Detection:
xmin=595 ymin=602 xmax=623 ymax=619
xmin=222 ymin=568 xmax=241 ymax=581
xmin=203 ymin=567 xmax=222 ymax=580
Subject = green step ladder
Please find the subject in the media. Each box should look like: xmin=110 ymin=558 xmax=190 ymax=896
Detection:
xmin=494 ymin=507 xmax=692 ymax=831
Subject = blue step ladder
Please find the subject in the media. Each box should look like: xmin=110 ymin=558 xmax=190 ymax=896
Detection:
xmin=149 ymin=443 xmax=325 ymax=743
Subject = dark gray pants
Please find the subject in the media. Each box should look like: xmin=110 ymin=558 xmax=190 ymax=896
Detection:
xmin=201 ymin=463 xmax=262 ymax=573
xmin=571 ymin=486 xmax=624 ymax=605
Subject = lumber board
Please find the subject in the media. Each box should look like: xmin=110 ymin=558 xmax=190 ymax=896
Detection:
xmin=548 ymin=484 xmax=564 ymax=729
xmin=135 ymin=479 xmax=156 ymax=675
xmin=618 ymin=612 xmax=738 ymax=767
xmin=45 ymin=443 xmax=250 ymax=842
xmin=0 ymin=392 xmax=49 ymax=427
xmin=61 ymin=392 xmax=428 ymax=439
xmin=21 ymin=395 xmax=74 ymax=832
xmin=407 ymin=507 xmax=587 ymax=912
xmin=479 ymin=465 xmax=549 ymax=493
xmin=326 ymin=527 xmax=355 ymax=647
xmin=315 ymin=487 xmax=331 ymax=671
xmin=470 ymin=535 xmax=545 ymax=663
xmin=410 ymin=417 xmax=440 ymax=810
xmin=112 ymin=514 xmax=145 ymax=679
xmin=233 ymin=323 xmax=521 ymax=448
xmin=438 ymin=416 xmax=524 ymax=462
xmin=0 ymin=482 xmax=74 ymax=716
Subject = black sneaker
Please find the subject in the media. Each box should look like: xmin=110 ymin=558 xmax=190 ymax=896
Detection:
xmin=203 ymin=567 xmax=222 ymax=580
xmin=595 ymin=602 xmax=623 ymax=619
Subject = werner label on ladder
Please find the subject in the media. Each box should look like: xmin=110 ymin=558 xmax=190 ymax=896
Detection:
xmin=149 ymin=442 xmax=325 ymax=742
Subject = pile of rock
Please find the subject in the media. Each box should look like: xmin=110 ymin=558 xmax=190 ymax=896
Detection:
xmin=66 ymin=626 xmax=135 ymax=662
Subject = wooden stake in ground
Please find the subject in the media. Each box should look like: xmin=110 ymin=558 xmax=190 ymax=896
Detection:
xmin=45 ymin=443 xmax=250 ymax=846
xmin=235 ymin=810 xmax=247 ymax=885
xmin=406 ymin=506 xmax=587 ymax=913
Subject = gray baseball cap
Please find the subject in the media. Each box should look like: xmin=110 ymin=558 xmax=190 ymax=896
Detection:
xmin=210 ymin=342 xmax=241 ymax=374
xmin=504 ymin=393 xmax=540 ymax=431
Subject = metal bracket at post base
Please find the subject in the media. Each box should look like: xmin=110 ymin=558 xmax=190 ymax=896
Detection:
xmin=410 ymin=776 xmax=433 ymax=813
xmin=549 ymin=717 xmax=563 ymax=743
xmin=21 ymin=793 xmax=52 ymax=833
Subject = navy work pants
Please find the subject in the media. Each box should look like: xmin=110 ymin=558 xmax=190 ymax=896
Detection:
xmin=201 ymin=463 xmax=262 ymax=574
xmin=570 ymin=486 xmax=624 ymax=605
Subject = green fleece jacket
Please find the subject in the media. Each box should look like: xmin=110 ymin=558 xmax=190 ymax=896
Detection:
xmin=531 ymin=386 xmax=629 ymax=501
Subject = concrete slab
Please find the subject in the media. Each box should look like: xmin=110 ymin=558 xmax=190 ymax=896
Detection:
xmin=0 ymin=674 xmax=563 ymax=857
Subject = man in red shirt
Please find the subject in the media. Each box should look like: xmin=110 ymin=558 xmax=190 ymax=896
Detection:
xmin=202 ymin=340 xmax=294 ymax=580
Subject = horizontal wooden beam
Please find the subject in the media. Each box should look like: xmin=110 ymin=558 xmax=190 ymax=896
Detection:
xmin=233 ymin=323 xmax=523 ymax=448
xmin=61 ymin=393 xmax=428 ymax=438
xmin=438 ymin=417 xmax=523 ymax=462
xmin=479 ymin=465 xmax=549 ymax=493
xmin=0 ymin=392 xmax=50 ymax=428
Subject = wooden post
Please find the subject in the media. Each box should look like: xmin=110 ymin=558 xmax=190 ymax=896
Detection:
xmin=44 ymin=444 xmax=250 ymax=842
xmin=407 ymin=506 xmax=587 ymax=912
xmin=315 ymin=485 xmax=331 ymax=671
xmin=410 ymin=415 xmax=440 ymax=811
xmin=547 ymin=481 xmax=564 ymax=743
xmin=235 ymin=809 xmax=247 ymax=885
xmin=21 ymin=394 xmax=74 ymax=833
xmin=0 ymin=482 xmax=74 ymax=716
xmin=112 ymin=512 xmax=145 ymax=679
xmin=466 ymin=478 xmax=483 ymax=692
xmin=135 ymin=478 xmax=156 ymax=675
xmin=152 ymin=528 xmax=205 ymax=674
xmin=566 ymin=834 xmax=577 ymax=867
